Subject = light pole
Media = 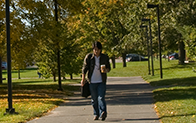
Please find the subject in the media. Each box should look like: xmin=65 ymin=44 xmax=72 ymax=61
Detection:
xmin=54 ymin=0 xmax=62 ymax=91
xmin=142 ymin=18 xmax=154 ymax=76
xmin=5 ymin=0 xmax=15 ymax=114
xmin=147 ymin=4 xmax=163 ymax=78
xmin=140 ymin=25 xmax=151 ymax=75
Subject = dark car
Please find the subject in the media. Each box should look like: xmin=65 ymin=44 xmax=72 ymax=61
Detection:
xmin=126 ymin=54 xmax=148 ymax=62
xmin=169 ymin=53 xmax=179 ymax=60
xmin=1 ymin=62 xmax=7 ymax=69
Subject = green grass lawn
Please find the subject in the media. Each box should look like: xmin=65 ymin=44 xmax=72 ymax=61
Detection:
xmin=1 ymin=59 xmax=196 ymax=123
xmin=2 ymin=68 xmax=38 ymax=79
xmin=2 ymin=68 xmax=82 ymax=80
xmin=144 ymin=60 xmax=196 ymax=123
xmin=109 ymin=59 xmax=196 ymax=123
xmin=0 ymin=78 xmax=80 ymax=123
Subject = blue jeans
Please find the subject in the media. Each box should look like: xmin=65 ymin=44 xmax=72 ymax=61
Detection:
xmin=89 ymin=82 xmax=107 ymax=117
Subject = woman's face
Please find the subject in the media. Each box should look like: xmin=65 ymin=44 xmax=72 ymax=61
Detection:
xmin=93 ymin=46 xmax=101 ymax=57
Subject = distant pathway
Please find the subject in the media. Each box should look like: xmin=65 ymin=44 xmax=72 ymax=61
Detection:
xmin=28 ymin=77 xmax=160 ymax=123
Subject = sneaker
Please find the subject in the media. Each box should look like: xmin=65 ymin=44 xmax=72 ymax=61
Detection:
xmin=101 ymin=111 xmax=107 ymax=121
xmin=94 ymin=115 xmax=99 ymax=120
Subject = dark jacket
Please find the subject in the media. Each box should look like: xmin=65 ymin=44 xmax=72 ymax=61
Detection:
xmin=82 ymin=53 xmax=111 ymax=83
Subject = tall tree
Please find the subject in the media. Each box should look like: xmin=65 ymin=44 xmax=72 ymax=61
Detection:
xmin=153 ymin=0 xmax=196 ymax=64
xmin=78 ymin=0 xmax=144 ymax=67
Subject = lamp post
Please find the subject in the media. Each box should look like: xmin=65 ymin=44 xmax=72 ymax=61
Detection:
xmin=147 ymin=4 xmax=163 ymax=78
xmin=142 ymin=18 xmax=154 ymax=76
xmin=5 ymin=0 xmax=15 ymax=114
xmin=54 ymin=0 xmax=62 ymax=91
xmin=140 ymin=25 xmax=151 ymax=75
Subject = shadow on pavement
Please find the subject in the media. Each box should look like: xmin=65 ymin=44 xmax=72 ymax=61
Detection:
xmin=63 ymin=82 xmax=155 ymax=106
xmin=106 ymin=118 xmax=160 ymax=122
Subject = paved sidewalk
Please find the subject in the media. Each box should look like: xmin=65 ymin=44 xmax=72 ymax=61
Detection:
xmin=28 ymin=77 xmax=160 ymax=123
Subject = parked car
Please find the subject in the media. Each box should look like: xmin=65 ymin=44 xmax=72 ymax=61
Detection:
xmin=169 ymin=53 xmax=179 ymax=60
xmin=126 ymin=54 xmax=148 ymax=62
xmin=2 ymin=62 xmax=7 ymax=69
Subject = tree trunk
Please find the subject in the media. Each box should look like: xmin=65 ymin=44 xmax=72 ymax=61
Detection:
xmin=156 ymin=54 xmax=158 ymax=60
xmin=18 ymin=69 xmax=21 ymax=79
xmin=0 ymin=56 xmax=2 ymax=84
xmin=53 ymin=75 xmax=56 ymax=82
xmin=178 ymin=41 xmax=185 ymax=65
xmin=53 ymin=72 xmax=56 ymax=82
xmin=111 ymin=55 xmax=116 ymax=68
xmin=122 ymin=53 xmax=126 ymax=67
xmin=70 ymin=74 xmax=73 ymax=79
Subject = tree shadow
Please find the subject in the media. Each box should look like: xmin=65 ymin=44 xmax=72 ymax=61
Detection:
xmin=150 ymin=77 xmax=196 ymax=86
xmin=106 ymin=83 xmax=155 ymax=105
xmin=150 ymin=76 xmax=196 ymax=121
xmin=152 ymin=62 xmax=194 ymax=71
xmin=63 ymin=82 xmax=155 ymax=106
xmin=159 ymin=113 xmax=196 ymax=119
xmin=0 ymin=83 xmax=80 ymax=105
xmin=106 ymin=118 xmax=160 ymax=122
xmin=153 ymin=86 xmax=196 ymax=102
xmin=0 ymin=79 xmax=81 ymax=86
xmin=150 ymin=76 xmax=196 ymax=102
